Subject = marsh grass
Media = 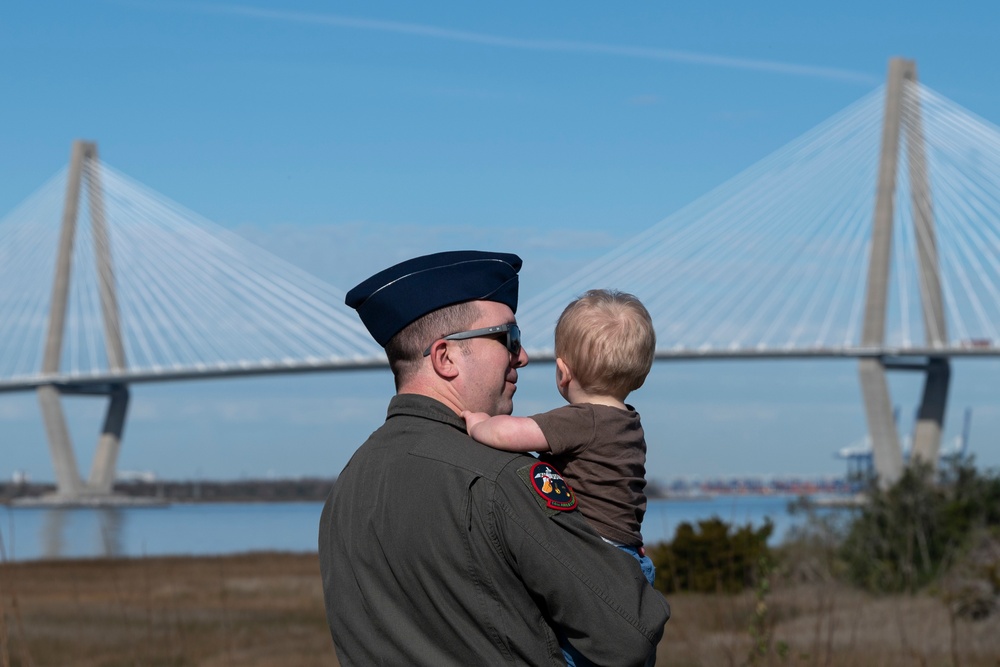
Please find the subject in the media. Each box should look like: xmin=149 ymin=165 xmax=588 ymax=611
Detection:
xmin=658 ymin=580 xmax=1000 ymax=666
xmin=0 ymin=553 xmax=335 ymax=667
xmin=0 ymin=551 xmax=997 ymax=666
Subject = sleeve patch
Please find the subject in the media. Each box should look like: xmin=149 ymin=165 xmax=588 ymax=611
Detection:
xmin=517 ymin=461 xmax=578 ymax=511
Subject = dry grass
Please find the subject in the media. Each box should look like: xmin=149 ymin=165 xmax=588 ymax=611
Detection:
xmin=659 ymin=581 xmax=1000 ymax=667
xmin=1 ymin=553 xmax=998 ymax=666
xmin=0 ymin=552 xmax=337 ymax=667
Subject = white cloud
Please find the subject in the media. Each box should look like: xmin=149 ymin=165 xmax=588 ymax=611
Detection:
xmin=179 ymin=4 xmax=877 ymax=85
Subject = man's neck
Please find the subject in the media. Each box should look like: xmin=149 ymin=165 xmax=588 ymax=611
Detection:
xmin=397 ymin=382 xmax=464 ymax=416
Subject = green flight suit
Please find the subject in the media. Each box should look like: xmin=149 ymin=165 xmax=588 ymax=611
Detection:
xmin=319 ymin=394 xmax=669 ymax=665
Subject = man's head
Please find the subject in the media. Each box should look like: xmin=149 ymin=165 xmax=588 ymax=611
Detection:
xmin=554 ymin=289 xmax=656 ymax=399
xmin=346 ymin=251 xmax=527 ymax=413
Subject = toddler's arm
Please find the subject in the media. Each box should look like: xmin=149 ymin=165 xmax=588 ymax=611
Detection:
xmin=462 ymin=412 xmax=550 ymax=452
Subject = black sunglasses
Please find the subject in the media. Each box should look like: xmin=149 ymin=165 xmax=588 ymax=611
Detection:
xmin=423 ymin=323 xmax=522 ymax=357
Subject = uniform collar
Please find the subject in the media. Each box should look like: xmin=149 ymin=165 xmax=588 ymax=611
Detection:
xmin=387 ymin=393 xmax=467 ymax=431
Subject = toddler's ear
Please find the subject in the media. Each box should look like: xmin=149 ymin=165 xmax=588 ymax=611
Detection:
xmin=555 ymin=357 xmax=574 ymax=389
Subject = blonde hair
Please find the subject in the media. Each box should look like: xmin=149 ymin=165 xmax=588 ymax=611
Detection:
xmin=555 ymin=289 xmax=656 ymax=398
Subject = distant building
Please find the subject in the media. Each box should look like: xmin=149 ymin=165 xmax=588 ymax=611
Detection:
xmin=116 ymin=470 xmax=157 ymax=483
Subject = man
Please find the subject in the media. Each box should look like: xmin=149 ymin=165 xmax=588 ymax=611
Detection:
xmin=319 ymin=250 xmax=669 ymax=665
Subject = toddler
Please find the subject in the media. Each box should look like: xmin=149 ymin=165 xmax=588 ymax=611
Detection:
xmin=463 ymin=289 xmax=656 ymax=665
xmin=462 ymin=290 xmax=656 ymax=667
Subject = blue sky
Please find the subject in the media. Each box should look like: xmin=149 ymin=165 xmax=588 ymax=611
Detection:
xmin=2 ymin=1 xmax=999 ymax=483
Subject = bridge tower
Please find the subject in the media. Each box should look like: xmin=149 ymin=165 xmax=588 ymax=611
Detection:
xmin=860 ymin=58 xmax=950 ymax=488
xmin=36 ymin=140 xmax=132 ymax=503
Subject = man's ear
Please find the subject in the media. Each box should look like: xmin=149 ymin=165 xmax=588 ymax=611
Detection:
xmin=555 ymin=357 xmax=573 ymax=389
xmin=427 ymin=340 xmax=461 ymax=379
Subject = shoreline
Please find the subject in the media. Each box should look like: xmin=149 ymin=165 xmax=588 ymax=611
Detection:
xmin=0 ymin=477 xmax=336 ymax=505
xmin=2 ymin=477 xmax=863 ymax=506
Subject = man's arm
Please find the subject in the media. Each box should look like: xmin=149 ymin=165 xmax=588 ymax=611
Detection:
xmin=462 ymin=412 xmax=550 ymax=452
xmin=490 ymin=462 xmax=669 ymax=666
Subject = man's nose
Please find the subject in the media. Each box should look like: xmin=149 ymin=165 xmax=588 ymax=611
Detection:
xmin=512 ymin=347 xmax=528 ymax=369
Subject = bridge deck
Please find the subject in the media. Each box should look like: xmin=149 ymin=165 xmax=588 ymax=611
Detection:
xmin=1 ymin=345 xmax=997 ymax=393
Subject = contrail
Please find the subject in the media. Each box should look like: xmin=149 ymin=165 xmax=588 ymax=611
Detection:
xmin=180 ymin=3 xmax=879 ymax=85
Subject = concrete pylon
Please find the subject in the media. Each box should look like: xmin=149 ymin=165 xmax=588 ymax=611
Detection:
xmin=34 ymin=140 xmax=133 ymax=503
xmin=37 ymin=141 xmax=88 ymax=497
xmin=903 ymin=65 xmax=951 ymax=467
xmin=85 ymin=143 xmax=130 ymax=494
xmin=858 ymin=59 xmax=950 ymax=488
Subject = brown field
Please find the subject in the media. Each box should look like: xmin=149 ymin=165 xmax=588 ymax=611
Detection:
xmin=0 ymin=552 xmax=997 ymax=666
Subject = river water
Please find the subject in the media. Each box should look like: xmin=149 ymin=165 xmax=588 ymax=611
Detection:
xmin=0 ymin=495 xmax=838 ymax=562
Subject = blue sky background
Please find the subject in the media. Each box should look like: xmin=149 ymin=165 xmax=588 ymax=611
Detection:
xmin=2 ymin=1 xmax=999 ymax=483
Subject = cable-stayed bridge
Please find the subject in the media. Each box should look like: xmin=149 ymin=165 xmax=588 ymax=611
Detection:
xmin=0 ymin=151 xmax=388 ymax=389
xmin=519 ymin=65 xmax=1000 ymax=359
xmin=2 ymin=58 xmax=1000 ymax=502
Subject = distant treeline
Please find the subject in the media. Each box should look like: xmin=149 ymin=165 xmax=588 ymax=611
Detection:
xmin=0 ymin=475 xmax=669 ymax=504
xmin=0 ymin=477 xmax=336 ymax=503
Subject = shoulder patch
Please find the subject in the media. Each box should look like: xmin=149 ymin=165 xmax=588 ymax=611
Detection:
xmin=517 ymin=461 xmax=577 ymax=511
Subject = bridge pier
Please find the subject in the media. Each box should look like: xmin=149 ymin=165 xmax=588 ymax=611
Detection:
xmin=89 ymin=384 xmax=130 ymax=494
xmin=858 ymin=359 xmax=904 ymax=486
xmin=32 ymin=383 xmax=134 ymax=503
xmin=911 ymin=358 xmax=951 ymax=466
xmin=36 ymin=385 xmax=85 ymax=497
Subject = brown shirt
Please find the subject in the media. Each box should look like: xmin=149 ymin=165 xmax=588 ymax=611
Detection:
xmin=532 ymin=403 xmax=647 ymax=547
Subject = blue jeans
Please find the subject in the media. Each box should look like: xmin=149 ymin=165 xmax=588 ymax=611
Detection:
xmin=560 ymin=544 xmax=656 ymax=667
xmin=620 ymin=543 xmax=656 ymax=587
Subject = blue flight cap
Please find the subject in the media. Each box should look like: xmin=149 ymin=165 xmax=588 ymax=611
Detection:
xmin=346 ymin=250 xmax=522 ymax=347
